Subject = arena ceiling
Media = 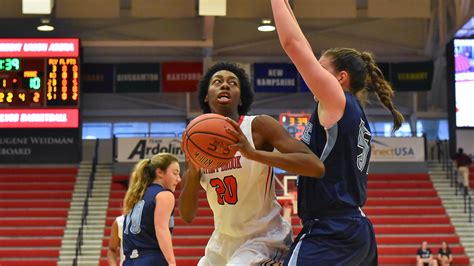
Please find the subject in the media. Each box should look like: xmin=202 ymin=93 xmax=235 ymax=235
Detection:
xmin=0 ymin=0 xmax=472 ymax=63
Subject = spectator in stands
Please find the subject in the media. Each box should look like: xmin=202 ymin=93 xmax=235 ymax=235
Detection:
xmin=107 ymin=215 xmax=124 ymax=266
xmin=417 ymin=241 xmax=438 ymax=266
xmin=453 ymin=148 xmax=472 ymax=190
xmin=122 ymin=153 xmax=182 ymax=266
xmin=437 ymin=241 xmax=453 ymax=266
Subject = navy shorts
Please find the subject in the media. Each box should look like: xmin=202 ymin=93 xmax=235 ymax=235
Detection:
xmin=284 ymin=214 xmax=378 ymax=266
xmin=123 ymin=252 xmax=167 ymax=266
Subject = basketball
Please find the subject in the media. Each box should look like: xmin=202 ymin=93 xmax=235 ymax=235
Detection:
xmin=182 ymin=113 xmax=238 ymax=169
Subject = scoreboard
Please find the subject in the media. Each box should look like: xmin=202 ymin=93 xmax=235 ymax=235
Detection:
xmin=0 ymin=39 xmax=81 ymax=164
xmin=0 ymin=57 xmax=79 ymax=107
xmin=0 ymin=39 xmax=80 ymax=128
xmin=279 ymin=112 xmax=311 ymax=140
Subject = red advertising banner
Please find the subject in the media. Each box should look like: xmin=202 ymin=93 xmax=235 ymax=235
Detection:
xmin=0 ymin=39 xmax=79 ymax=57
xmin=162 ymin=62 xmax=202 ymax=92
xmin=0 ymin=109 xmax=79 ymax=128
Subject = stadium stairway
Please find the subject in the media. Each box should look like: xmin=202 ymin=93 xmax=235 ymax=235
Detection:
xmin=58 ymin=162 xmax=113 ymax=266
xmin=0 ymin=166 xmax=77 ymax=266
xmin=100 ymin=172 xmax=471 ymax=266
xmin=428 ymin=161 xmax=474 ymax=264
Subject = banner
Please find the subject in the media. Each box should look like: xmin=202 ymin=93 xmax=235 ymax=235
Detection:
xmin=390 ymin=61 xmax=433 ymax=91
xmin=161 ymin=62 xmax=202 ymax=92
xmin=82 ymin=63 xmax=114 ymax=93
xmin=0 ymin=109 xmax=79 ymax=128
xmin=115 ymin=63 xmax=160 ymax=92
xmin=254 ymin=63 xmax=297 ymax=92
xmin=0 ymin=38 xmax=79 ymax=57
xmin=0 ymin=128 xmax=80 ymax=164
xmin=371 ymin=137 xmax=425 ymax=162
xmin=117 ymin=137 xmax=185 ymax=162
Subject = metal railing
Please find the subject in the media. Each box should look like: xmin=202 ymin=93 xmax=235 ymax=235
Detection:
xmin=436 ymin=140 xmax=472 ymax=223
xmin=72 ymin=139 xmax=99 ymax=266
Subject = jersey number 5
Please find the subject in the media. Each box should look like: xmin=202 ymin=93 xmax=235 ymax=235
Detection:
xmin=210 ymin=175 xmax=238 ymax=205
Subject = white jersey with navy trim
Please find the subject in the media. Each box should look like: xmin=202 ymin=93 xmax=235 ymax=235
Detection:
xmin=200 ymin=115 xmax=284 ymax=237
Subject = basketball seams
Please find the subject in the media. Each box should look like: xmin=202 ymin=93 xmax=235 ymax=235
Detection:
xmin=183 ymin=113 xmax=239 ymax=169
xmin=186 ymin=140 xmax=235 ymax=161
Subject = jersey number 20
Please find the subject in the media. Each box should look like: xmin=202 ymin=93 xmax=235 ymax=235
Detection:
xmin=210 ymin=175 xmax=238 ymax=205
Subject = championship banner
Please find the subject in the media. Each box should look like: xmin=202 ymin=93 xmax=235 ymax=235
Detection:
xmin=371 ymin=137 xmax=425 ymax=162
xmin=117 ymin=137 xmax=185 ymax=162
xmin=254 ymin=63 xmax=297 ymax=92
xmin=161 ymin=62 xmax=202 ymax=92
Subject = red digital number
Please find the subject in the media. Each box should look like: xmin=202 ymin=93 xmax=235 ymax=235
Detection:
xmin=209 ymin=175 xmax=238 ymax=205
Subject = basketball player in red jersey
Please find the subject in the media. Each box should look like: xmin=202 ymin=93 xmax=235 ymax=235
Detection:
xmin=179 ymin=62 xmax=325 ymax=265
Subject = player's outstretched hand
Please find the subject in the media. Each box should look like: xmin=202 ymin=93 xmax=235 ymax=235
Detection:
xmin=224 ymin=117 xmax=256 ymax=160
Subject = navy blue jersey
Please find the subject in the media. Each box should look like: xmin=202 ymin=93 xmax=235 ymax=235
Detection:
xmin=298 ymin=92 xmax=372 ymax=222
xmin=123 ymin=184 xmax=174 ymax=256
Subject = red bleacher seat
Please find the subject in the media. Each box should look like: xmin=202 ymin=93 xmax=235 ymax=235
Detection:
xmin=0 ymin=167 xmax=77 ymax=266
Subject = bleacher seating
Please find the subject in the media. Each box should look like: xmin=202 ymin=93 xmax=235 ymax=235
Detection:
xmin=0 ymin=167 xmax=77 ymax=266
xmin=99 ymin=173 xmax=470 ymax=266
xmin=366 ymin=173 xmax=469 ymax=265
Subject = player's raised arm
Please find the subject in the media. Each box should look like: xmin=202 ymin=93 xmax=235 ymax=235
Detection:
xmin=271 ymin=0 xmax=346 ymax=128
xmin=225 ymin=115 xmax=324 ymax=178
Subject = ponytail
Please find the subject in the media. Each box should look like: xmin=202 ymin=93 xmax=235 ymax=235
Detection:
xmin=361 ymin=51 xmax=404 ymax=131
xmin=123 ymin=159 xmax=154 ymax=214
xmin=122 ymin=153 xmax=179 ymax=215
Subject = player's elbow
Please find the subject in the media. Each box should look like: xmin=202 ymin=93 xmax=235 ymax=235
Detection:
xmin=314 ymin=162 xmax=325 ymax=178
xmin=280 ymin=37 xmax=303 ymax=55
xmin=306 ymin=160 xmax=325 ymax=178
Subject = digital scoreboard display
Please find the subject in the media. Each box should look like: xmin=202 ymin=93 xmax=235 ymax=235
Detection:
xmin=279 ymin=112 xmax=311 ymax=140
xmin=0 ymin=39 xmax=80 ymax=128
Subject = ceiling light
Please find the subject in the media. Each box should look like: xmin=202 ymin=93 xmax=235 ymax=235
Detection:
xmin=258 ymin=19 xmax=275 ymax=32
xmin=37 ymin=17 xmax=54 ymax=32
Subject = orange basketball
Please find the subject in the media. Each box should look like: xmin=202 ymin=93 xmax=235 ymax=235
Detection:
xmin=182 ymin=113 xmax=238 ymax=169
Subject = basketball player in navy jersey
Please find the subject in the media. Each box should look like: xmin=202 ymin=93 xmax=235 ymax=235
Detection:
xmin=122 ymin=153 xmax=181 ymax=266
xmin=179 ymin=62 xmax=325 ymax=265
xmin=272 ymin=0 xmax=404 ymax=265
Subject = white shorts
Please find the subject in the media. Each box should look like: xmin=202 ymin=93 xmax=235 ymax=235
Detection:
xmin=198 ymin=218 xmax=293 ymax=266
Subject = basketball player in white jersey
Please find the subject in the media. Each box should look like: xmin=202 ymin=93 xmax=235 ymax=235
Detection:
xmin=107 ymin=215 xmax=125 ymax=266
xmin=179 ymin=62 xmax=325 ymax=265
